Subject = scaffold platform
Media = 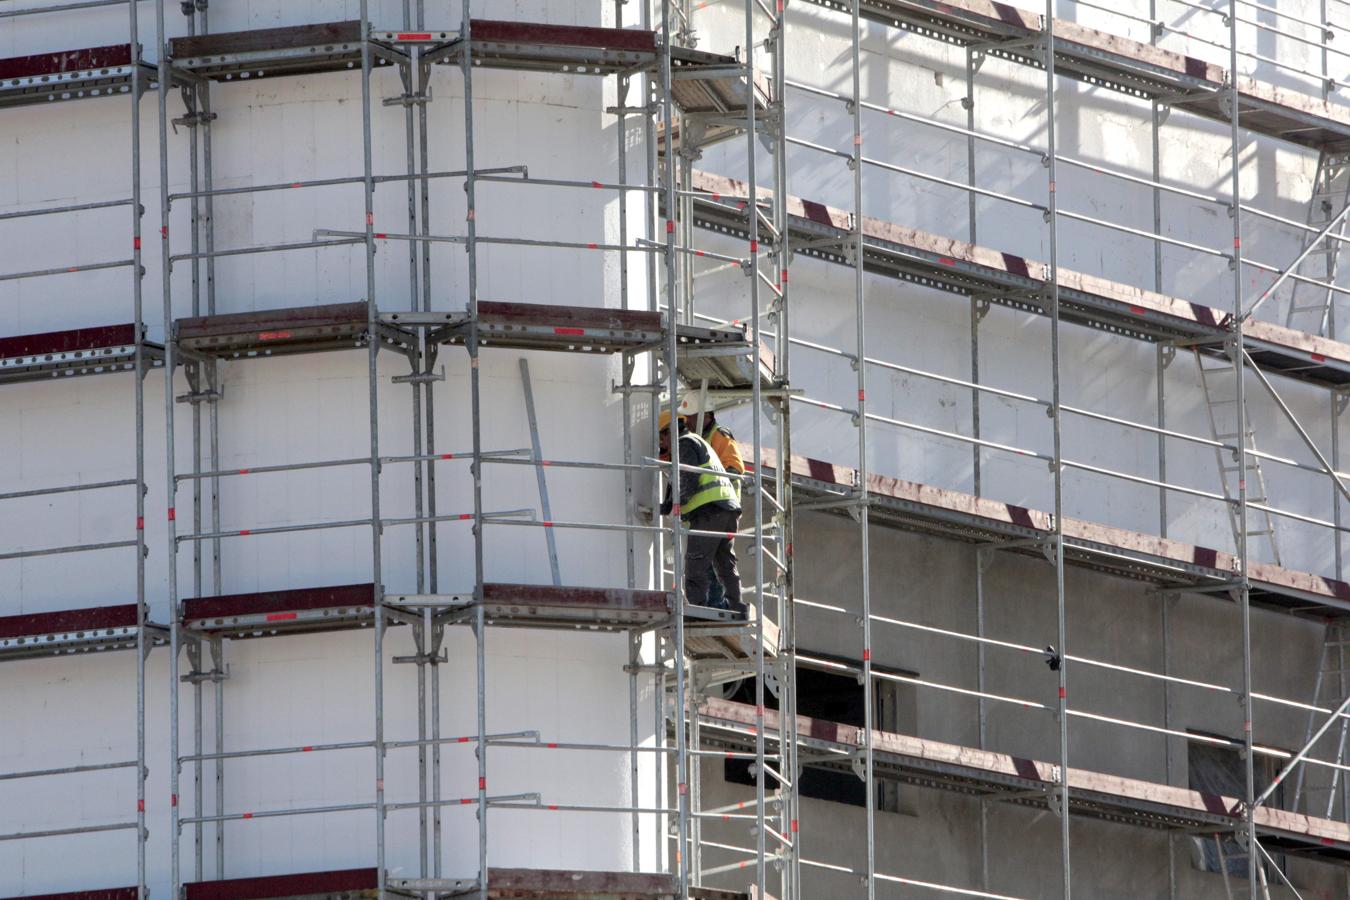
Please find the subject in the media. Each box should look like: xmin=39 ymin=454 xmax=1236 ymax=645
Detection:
xmin=181 ymin=583 xmax=377 ymax=639
xmin=0 ymin=324 xmax=162 ymax=386
xmin=702 ymin=697 xmax=1350 ymax=863
xmin=0 ymin=605 xmax=155 ymax=661
xmin=690 ymin=170 xmax=1350 ymax=386
xmin=0 ymin=44 xmax=156 ymax=109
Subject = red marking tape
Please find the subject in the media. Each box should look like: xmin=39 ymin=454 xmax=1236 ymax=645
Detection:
xmin=479 ymin=777 xmax=486 ymax=791
xmin=554 ymin=327 xmax=586 ymax=336
xmin=133 ymin=237 xmax=141 ymax=250
xmin=591 ymin=180 xmax=603 ymax=188
xmin=138 ymin=800 xmax=145 ymax=813
xmin=242 ymin=812 xmax=253 ymax=820
xmin=547 ymin=742 xmax=558 ymax=748
xmin=938 ymin=256 xmax=956 ymax=266
xmin=1313 ymin=353 xmax=1327 ymax=362
xmin=136 ymin=516 xmax=144 ymax=531
xmin=1059 ymin=687 xmax=1066 ymax=699
xmin=458 ymin=514 xmax=472 ymax=521
xmin=302 ymin=746 xmax=313 ymax=752
xmin=543 ymin=521 xmax=554 ymax=527
xmin=863 ymin=649 xmax=871 ymax=661
xmin=238 ymin=529 xmax=251 ymax=536
xmin=750 ymin=240 xmax=759 ymax=253
xmin=666 ymin=219 xmax=675 ymax=234
xmin=587 ymin=243 xmax=598 ymax=249
xmin=258 ymin=330 xmax=293 ymax=341
xmin=168 ymin=507 xmax=176 ymax=522
xmin=396 ymin=32 xmax=433 ymax=40
xmin=1128 ymin=305 xmax=1145 ymax=315
xmin=440 ymin=454 xmax=455 ymax=460
xmin=266 ymin=612 xmax=298 ymax=622
xmin=171 ymin=794 xmax=178 ymax=807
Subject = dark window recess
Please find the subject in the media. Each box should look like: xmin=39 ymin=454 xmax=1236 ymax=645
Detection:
xmin=723 ymin=657 xmax=913 ymax=814
xmin=1187 ymin=735 xmax=1286 ymax=880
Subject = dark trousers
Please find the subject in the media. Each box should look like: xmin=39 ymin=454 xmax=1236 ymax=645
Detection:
xmin=685 ymin=506 xmax=742 ymax=610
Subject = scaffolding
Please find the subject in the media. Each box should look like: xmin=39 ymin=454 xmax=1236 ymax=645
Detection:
xmin=151 ymin=1 xmax=792 ymax=899
xmin=0 ymin=0 xmax=160 ymax=893
xmin=15 ymin=0 xmax=1350 ymax=896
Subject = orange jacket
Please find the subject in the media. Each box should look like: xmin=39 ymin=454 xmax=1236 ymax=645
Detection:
xmin=705 ymin=424 xmax=744 ymax=475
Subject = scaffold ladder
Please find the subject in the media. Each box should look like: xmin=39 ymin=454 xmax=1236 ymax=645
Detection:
xmin=1284 ymin=150 xmax=1350 ymax=337
xmin=1293 ymin=621 xmax=1350 ymax=819
xmin=1193 ymin=348 xmax=1282 ymax=566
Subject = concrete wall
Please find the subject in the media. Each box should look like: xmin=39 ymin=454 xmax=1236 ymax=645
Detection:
xmin=0 ymin=0 xmax=664 ymax=894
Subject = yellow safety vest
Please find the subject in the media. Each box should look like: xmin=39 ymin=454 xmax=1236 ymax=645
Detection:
xmin=681 ymin=432 xmax=739 ymax=518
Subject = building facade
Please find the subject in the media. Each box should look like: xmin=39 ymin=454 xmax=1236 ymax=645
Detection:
xmin=4 ymin=0 xmax=1350 ymax=898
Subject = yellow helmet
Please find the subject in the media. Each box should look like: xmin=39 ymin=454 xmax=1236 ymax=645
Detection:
xmin=657 ymin=409 xmax=686 ymax=432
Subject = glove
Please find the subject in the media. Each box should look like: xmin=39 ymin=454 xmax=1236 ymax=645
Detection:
xmin=659 ymin=498 xmax=673 ymax=516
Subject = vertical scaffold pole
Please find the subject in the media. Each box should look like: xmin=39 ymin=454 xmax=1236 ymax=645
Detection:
xmin=658 ymin=0 xmax=690 ymax=892
xmin=458 ymin=7 xmax=490 ymax=898
xmin=1042 ymin=1 xmax=1070 ymax=895
xmin=847 ymin=3 xmax=876 ymax=899
xmin=183 ymin=4 xmax=205 ymax=881
xmin=769 ymin=2 xmax=798 ymax=896
xmin=1228 ymin=0 xmax=1258 ymax=892
xmin=156 ymin=0 xmax=184 ymax=891
xmin=129 ymin=0 xmax=146 ymax=892
xmin=357 ymin=3 xmax=387 ymax=894
xmin=614 ymin=0 xmax=647 ymax=874
xmin=742 ymin=0 xmax=768 ymax=895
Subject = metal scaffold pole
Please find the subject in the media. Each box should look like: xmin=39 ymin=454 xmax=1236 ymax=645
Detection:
xmin=658 ymin=0 xmax=691 ymax=893
xmin=1043 ymin=1 xmax=1070 ymax=895
xmin=458 ymin=7 xmax=490 ymax=898
xmin=1229 ymin=0 xmax=1258 ymax=891
xmin=155 ymin=0 xmax=183 ymax=892
xmin=848 ymin=3 xmax=876 ymax=899
xmin=128 ymin=0 xmax=147 ymax=891
xmin=742 ymin=0 xmax=769 ymax=895
xmin=357 ymin=3 xmax=388 ymax=894
xmin=770 ymin=3 xmax=798 ymax=896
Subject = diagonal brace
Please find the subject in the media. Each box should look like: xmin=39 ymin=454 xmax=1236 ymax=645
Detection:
xmin=1243 ymin=349 xmax=1350 ymax=509
xmin=1254 ymin=675 xmax=1350 ymax=810
xmin=1243 ymin=199 xmax=1350 ymax=322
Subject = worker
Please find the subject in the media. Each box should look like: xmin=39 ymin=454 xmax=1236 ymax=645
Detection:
xmin=657 ymin=410 xmax=746 ymax=616
xmin=692 ymin=409 xmax=745 ymax=609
